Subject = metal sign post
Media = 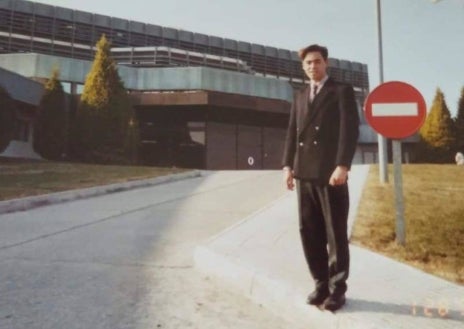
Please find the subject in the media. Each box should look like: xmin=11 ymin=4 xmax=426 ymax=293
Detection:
xmin=364 ymin=81 xmax=427 ymax=245
xmin=392 ymin=140 xmax=405 ymax=245
xmin=376 ymin=0 xmax=389 ymax=184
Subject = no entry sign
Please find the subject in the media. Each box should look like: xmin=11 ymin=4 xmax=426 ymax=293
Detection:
xmin=364 ymin=81 xmax=427 ymax=139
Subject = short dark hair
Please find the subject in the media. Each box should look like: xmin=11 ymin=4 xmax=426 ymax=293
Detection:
xmin=298 ymin=44 xmax=328 ymax=61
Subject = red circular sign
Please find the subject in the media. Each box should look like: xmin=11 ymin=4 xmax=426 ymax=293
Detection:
xmin=364 ymin=81 xmax=427 ymax=139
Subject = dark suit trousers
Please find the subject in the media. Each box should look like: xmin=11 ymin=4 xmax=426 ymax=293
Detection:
xmin=296 ymin=179 xmax=350 ymax=296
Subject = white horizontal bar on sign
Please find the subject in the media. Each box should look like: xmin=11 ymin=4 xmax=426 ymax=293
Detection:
xmin=372 ymin=103 xmax=418 ymax=117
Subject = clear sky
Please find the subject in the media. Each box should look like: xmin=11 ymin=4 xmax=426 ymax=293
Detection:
xmin=33 ymin=0 xmax=464 ymax=116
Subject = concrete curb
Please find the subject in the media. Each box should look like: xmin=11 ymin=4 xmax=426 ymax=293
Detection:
xmin=194 ymin=242 xmax=341 ymax=328
xmin=193 ymin=166 xmax=372 ymax=328
xmin=0 ymin=170 xmax=202 ymax=214
xmin=194 ymin=165 xmax=464 ymax=329
xmin=193 ymin=195 xmax=355 ymax=329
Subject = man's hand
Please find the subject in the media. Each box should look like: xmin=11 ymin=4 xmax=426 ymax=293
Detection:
xmin=329 ymin=166 xmax=348 ymax=186
xmin=283 ymin=167 xmax=295 ymax=191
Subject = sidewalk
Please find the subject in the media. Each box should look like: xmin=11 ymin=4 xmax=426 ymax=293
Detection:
xmin=194 ymin=165 xmax=464 ymax=329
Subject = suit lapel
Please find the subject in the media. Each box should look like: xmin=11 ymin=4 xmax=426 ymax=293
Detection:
xmin=298 ymin=85 xmax=311 ymax=131
xmin=299 ymin=78 xmax=335 ymax=136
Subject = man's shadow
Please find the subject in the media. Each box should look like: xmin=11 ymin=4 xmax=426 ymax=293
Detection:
xmin=338 ymin=298 xmax=463 ymax=322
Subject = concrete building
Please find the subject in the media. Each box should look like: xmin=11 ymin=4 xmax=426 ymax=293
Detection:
xmin=0 ymin=0 xmax=385 ymax=168
xmin=0 ymin=65 xmax=42 ymax=159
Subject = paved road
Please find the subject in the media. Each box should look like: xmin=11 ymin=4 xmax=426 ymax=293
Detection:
xmin=0 ymin=171 xmax=306 ymax=329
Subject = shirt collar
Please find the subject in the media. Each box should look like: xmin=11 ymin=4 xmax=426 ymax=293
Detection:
xmin=311 ymin=75 xmax=329 ymax=89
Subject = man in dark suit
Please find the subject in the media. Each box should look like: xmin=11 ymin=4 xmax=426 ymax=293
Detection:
xmin=282 ymin=44 xmax=359 ymax=312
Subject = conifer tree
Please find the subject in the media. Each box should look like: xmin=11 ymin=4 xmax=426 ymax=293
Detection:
xmin=33 ymin=67 xmax=67 ymax=160
xmin=418 ymin=88 xmax=455 ymax=162
xmin=71 ymin=34 xmax=139 ymax=164
xmin=0 ymin=85 xmax=15 ymax=152
xmin=454 ymin=87 xmax=464 ymax=153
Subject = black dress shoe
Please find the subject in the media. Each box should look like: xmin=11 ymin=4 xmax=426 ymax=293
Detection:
xmin=306 ymin=289 xmax=329 ymax=306
xmin=323 ymin=294 xmax=346 ymax=312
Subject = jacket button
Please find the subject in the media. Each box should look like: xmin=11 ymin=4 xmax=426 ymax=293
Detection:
xmin=315 ymin=126 xmax=319 ymax=130
xmin=299 ymin=142 xmax=304 ymax=146
xmin=313 ymin=141 xmax=318 ymax=145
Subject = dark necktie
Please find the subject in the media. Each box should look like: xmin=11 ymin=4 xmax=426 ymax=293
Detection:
xmin=310 ymin=84 xmax=318 ymax=103
xmin=313 ymin=84 xmax=318 ymax=99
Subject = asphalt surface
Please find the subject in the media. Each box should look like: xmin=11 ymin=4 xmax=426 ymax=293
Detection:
xmin=0 ymin=170 xmax=305 ymax=329
xmin=1 ymin=168 xmax=463 ymax=329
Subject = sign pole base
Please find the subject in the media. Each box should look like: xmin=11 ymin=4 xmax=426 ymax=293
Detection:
xmin=393 ymin=140 xmax=405 ymax=245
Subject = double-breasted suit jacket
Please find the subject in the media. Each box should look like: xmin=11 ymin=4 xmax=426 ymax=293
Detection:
xmin=282 ymin=78 xmax=360 ymax=182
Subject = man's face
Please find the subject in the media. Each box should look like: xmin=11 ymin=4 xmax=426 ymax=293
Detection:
xmin=302 ymin=51 xmax=328 ymax=82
